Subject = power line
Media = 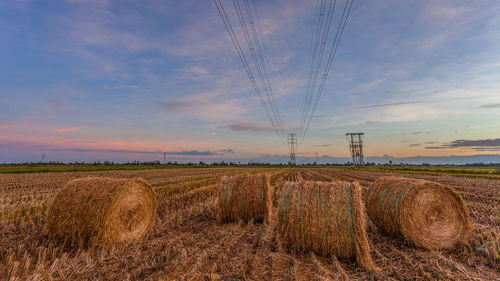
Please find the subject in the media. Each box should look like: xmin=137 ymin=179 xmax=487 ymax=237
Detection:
xmin=233 ymin=0 xmax=284 ymax=135
xmin=300 ymin=0 xmax=327 ymax=132
xmin=301 ymin=0 xmax=336 ymax=139
xmin=300 ymin=0 xmax=354 ymax=142
xmin=301 ymin=0 xmax=335 ymax=138
xmin=243 ymin=0 xmax=284 ymax=134
xmin=303 ymin=0 xmax=338 ymax=129
xmin=213 ymin=0 xmax=285 ymax=143
xmin=214 ymin=0 xmax=355 ymax=147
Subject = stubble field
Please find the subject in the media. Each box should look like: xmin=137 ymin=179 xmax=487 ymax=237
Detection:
xmin=0 ymin=167 xmax=499 ymax=280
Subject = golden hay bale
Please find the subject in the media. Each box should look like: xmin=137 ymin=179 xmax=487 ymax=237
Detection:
xmin=45 ymin=177 xmax=157 ymax=248
xmin=217 ymin=174 xmax=272 ymax=223
xmin=366 ymin=176 xmax=472 ymax=249
xmin=277 ymin=180 xmax=375 ymax=271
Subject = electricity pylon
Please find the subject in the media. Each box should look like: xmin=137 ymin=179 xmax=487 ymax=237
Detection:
xmin=346 ymin=133 xmax=364 ymax=166
xmin=288 ymin=132 xmax=297 ymax=165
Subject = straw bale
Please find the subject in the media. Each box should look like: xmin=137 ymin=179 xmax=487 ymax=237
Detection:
xmin=277 ymin=180 xmax=375 ymax=271
xmin=46 ymin=177 xmax=157 ymax=248
xmin=366 ymin=176 xmax=472 ymax=249
xmin=217 ymin=174 xmax=271 ymax=223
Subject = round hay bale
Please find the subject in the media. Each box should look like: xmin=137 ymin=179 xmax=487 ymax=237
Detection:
xmin=45 ymin=177 xmax=157 ymax=248
xmin=366 ymin=176 xmax=472 ymax=249
xmin=277 ymin=180 xmax=375 ymax=271
xmin=217 ymin=174 xmax=272 ymax=223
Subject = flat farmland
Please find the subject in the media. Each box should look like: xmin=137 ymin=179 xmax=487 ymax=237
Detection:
xmin=0 ymin=167 xmax=499 ymax=280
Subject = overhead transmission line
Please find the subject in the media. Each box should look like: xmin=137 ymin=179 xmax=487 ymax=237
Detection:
xmin=300 ymin=0 xmax=328 ymax=134
xmin=213 ymin=0 xmax=285 ymax=143
xmin=241 ymin=0 xmax=284 ymax=135
xmin=299 ymin=0 xmax=354 ymax=143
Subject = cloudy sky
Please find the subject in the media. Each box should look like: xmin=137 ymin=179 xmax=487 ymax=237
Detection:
xmin=1 ymin=0 xmax=500 ymax=163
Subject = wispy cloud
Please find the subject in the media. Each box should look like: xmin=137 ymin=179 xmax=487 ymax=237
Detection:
xmin=321 ymin=102 xmax=443 ymax=129
xmin=365 ymin=120 xmax=384 ymax=125
xmin=45 ymin=97 xmax=69 ymax=110
xmin=478 ymin=103 xmax=500 ymax=109
xmin=160 ymin=98 xmax=202 ymax=111
xmin=167 ymin=150 xmax=215 ymax=156
xmin=0 ymin=139 xmax=220 ymax=156
xmin=0 ymin=122 xmax=19 ymax=130
xmin=159 ymin=92 xmax=247 ymax=122
xmin=350 ymin=78 xmax=385 ymax=93
xmin=178 ymin=66 xmax=212 ymax=82
xmin=102 ymin=85 xmax=138 ymax=89
xmin=0 ymin=114 xmax=41 ymax=131
xmin=227 ymin=122 xmax=274 ymax=132
xmin=314 ymin=144 xmax=332 ymax=147
xmin=448 ymin=139 xmax=500 ymax=148
xmin=51 ymin=125 xmax=88 ymax=133
xmin=184 ymin=66 xmax=209 ymax=75
xmin=418 ymin=1 xmax=474 ymax=51
xmin=357 ymin=101 xmax=422 ymax=109
xmin=49 ymin=147 xmax=216 ymax=156
xmin=425 ymin=138 xmax=500 ymax=151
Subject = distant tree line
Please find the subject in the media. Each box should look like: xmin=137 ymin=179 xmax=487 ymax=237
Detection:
xmin=1 ymin=161 xmax=500 ymax=167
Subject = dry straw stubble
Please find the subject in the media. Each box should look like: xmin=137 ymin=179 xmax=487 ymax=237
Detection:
xmin=366 ymin=176 xmax=472 ymax=249
xmin=277 ymin=180 xmax=375 ymax=271
xmin=217 ymin=174 xmax=272 ymax=224
xmin=45 ymin=177 xmax=157 ymax=248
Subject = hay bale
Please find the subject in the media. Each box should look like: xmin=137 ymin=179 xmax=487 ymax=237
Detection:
xmin=217 ymin=174 xmax=271 ymax=223
xmin=366 ymin=176 xmax=472 ymax=249
xmin=277 ymin=180 xmax=375 ymax=271
xmin=46 ymin=177 xmax=157 ymax=248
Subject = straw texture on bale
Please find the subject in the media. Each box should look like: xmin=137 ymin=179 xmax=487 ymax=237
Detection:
xmin=217 ymin=174 xmax=271 ymax=223
xmin=277 ymin=180 xmax=375 ymax=271
xmin=366 ymin=176 xmax=472 ymax=249
xmin=46 ymin=177 xmax=157 ymax=248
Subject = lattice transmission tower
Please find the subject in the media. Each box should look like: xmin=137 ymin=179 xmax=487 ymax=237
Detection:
xmin=288 ymin=132 xmax=297 ymax=165
xmin=346 ymin=133 xmax=364 ymax=166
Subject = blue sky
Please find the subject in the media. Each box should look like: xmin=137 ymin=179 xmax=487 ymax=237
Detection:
xmin=1 ymin=0 xmax=500 ymax=163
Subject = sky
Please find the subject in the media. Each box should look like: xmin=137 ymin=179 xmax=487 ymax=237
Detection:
xmin=1 ymin=0 xmax=500 ymax=164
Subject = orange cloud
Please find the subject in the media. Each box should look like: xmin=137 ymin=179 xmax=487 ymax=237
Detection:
xmin=51 ymin=125 xmax=88 ymax=133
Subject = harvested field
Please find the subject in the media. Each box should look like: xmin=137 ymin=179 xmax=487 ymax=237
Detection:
xmin=0 ymin=167 xmax=499 ymax=280
xmin=303 ymin=167 xmax=500 ymax=279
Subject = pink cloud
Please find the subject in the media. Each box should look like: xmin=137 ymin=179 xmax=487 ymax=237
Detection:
xmin=51 ymin=125 xmax=88 ymax=133
xmin=0 ymin=122 xmax=19 ymax=130
xmin=0 ymin=114 xmax=41 ymax=131
xmin=0 ymin=138 xmax=220 ymax=159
